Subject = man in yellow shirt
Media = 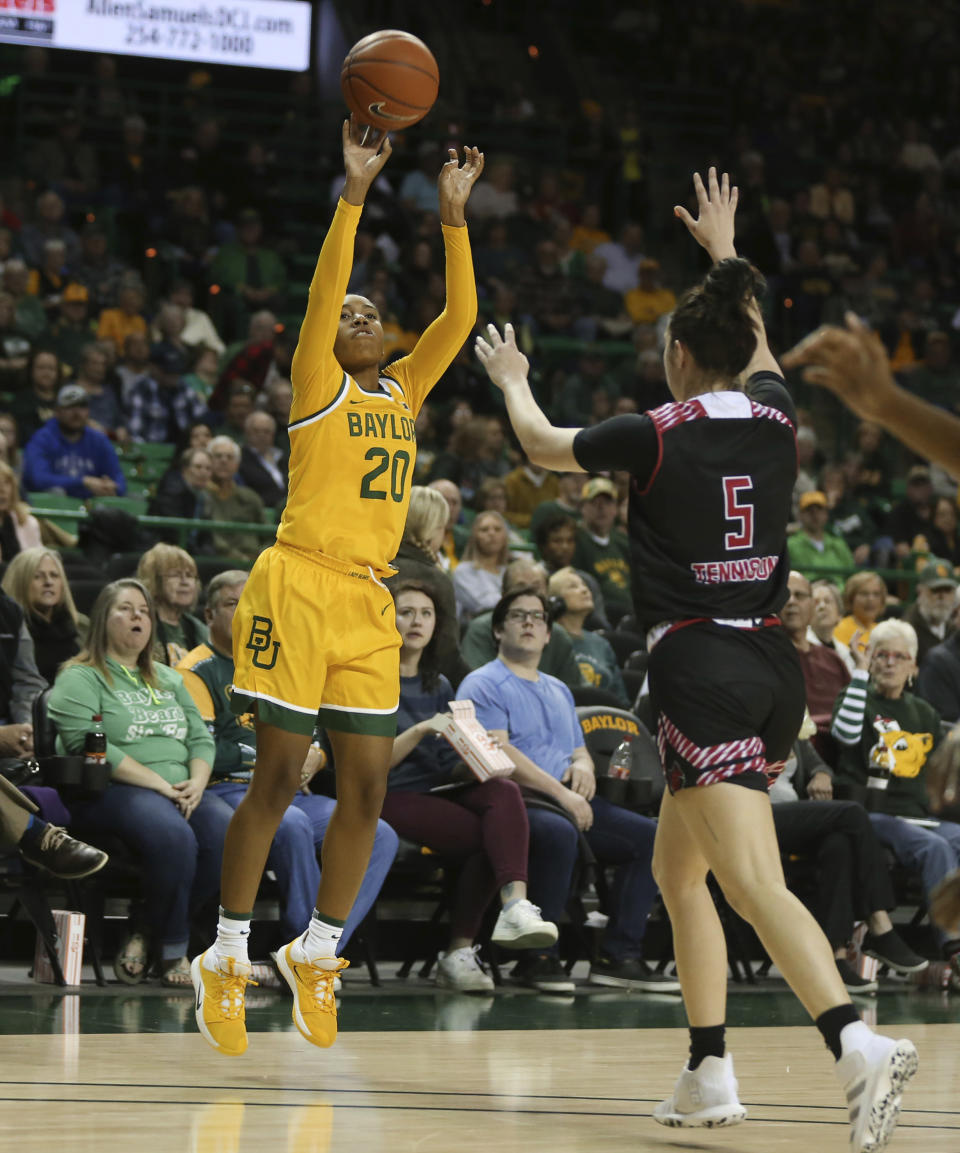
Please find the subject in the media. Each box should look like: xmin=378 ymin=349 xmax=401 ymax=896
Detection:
xmin=625 ymin=258 xmax=677 ymax=325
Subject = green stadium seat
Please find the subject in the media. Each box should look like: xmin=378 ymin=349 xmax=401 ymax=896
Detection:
xmin=92 ymin=495 xmax=149 ymax=518
xmin=26 ymin=492 xmax=86 ymax=533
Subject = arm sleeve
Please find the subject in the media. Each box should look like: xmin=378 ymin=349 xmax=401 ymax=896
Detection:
xmin=381 ymin=224 xmax=477 ymax=416
xmin=745 ymin=372 xmax=797 ymax=426
xmin=170 ymin=674 xmax=216 ymax=765
xmin=830 ymin=669 xmax=871 ymax=746
xmin=573 ymin=413 xmax=659 ymax=485
xmin=290 ymin=199 xmax=363 ymax=419
xmin=47 ymin=667 xmax=123 ymax=765
xmin=457 ymin=672 xmax=510 ymax=733
xmin=10 ymin=621 xmax=47 ymax=722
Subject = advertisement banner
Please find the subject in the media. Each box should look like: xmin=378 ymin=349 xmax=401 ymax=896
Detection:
xmin=0 ymin=0 xmax=312 ymax=71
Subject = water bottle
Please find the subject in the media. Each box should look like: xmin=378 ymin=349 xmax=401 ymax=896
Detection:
xmin=84 ymin=714 xmax=107 ymax=769
xmin=608 ymin=739 xmax=633 ymax=780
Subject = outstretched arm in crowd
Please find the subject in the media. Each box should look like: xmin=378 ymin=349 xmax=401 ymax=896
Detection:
xmin=783 ymin=312 xmax=960 ymax=478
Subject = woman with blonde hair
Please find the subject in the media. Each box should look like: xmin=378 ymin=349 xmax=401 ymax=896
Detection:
xmin=452 ymin=510 xmax=512 ymax=622
xmin=1 ymin=547 xmax=86 ymax=683
xmin=136 ymin=542 xmax=208 ymax=666
xmin=48 ymin=578 xmax=231 ymax=985
xmin=389 ymin=485 xmax=466 ymax=686
xmin=835 ymin=570 xmax=887 ymax=657
xmin=0 ymin=459 xmax=41 ymax=561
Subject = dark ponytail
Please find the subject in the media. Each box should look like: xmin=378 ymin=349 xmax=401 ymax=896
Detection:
xmin=669 ymin=257 xmax=766 ymax=380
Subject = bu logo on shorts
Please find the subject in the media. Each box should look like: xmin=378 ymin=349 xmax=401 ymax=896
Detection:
xmin=246 ymin=615 xmax=281 ymax=670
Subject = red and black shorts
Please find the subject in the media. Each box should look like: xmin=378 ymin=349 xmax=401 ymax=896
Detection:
xmin=647 ymin=620 xmax=805 ymax=795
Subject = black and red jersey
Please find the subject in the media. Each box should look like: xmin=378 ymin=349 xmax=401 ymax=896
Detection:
xmin=573 ymin=372 xmax=797 ymax=631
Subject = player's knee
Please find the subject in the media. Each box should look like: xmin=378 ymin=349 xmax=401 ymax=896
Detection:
xmin=337 ymin=764 xmax=388 ymax=823
xmin=721 ymin=874 xmax=781 ymax=922
xmin=246 ymin=759 xmax=302 ymax=816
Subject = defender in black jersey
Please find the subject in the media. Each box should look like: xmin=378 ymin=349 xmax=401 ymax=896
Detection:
xmin=476 ymin=169 xmax=917 ymax=1153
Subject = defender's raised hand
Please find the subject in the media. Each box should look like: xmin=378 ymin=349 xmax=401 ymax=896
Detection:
xmin=475 ymin=322 xmax=529 ymax=393
xmin=674 ymin=166 xmax=738 ymax=262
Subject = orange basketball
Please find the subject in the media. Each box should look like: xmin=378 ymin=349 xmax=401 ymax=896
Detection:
xmin=340 ymin=30 xmax=439 ymax=132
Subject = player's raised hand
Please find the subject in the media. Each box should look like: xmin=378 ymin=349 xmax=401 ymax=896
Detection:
xmin=475 ymin=322 xmax=529 ymax=393
xmin=782 ymin=312 xmax=899 ymax=422
xmin=674 ymin=167 xmax=738 ymax=261
xmin=438 ymin=146 xmax=485 ymax=221
xmin=342 ymin=115 xmax=393 ymax=202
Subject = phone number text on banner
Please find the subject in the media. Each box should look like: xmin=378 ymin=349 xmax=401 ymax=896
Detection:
xmin=0 ymin=0 xmax=312 ymax=71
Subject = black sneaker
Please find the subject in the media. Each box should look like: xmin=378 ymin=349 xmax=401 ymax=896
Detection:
xmin=19 ymin=824 xmax=108 ymax=880
xmin=588 ymin=955 xmax=682 ymax=993
xmin=510 ymin=953 xmax=575 ymax=994
xmin=862 ymin=931 xmax=929 ymax=975
xmin=835 ymin=957 xmax=877 ymax=994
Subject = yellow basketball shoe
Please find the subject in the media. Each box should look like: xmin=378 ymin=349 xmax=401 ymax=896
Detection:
xmin=191 ymin=948 xmax=256 ymax=1056
xmin=276 ymin=941 xmax=349 ymax=1048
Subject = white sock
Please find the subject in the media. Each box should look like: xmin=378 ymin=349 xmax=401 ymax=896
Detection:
xmin=839 ymin=1020 xmax=880 ymax=1059
xmin=293 ymin=911 xmax=343 ymax=968
xmin=214 ymin=909 xmax=251 ymax=964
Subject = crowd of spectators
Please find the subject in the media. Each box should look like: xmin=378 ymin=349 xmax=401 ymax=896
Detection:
xmin=3 ymin=3 xmax=960 ymax=991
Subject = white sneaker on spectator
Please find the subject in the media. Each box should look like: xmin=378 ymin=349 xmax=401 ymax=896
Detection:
xmin=436 ymin=946 xmax=495 ymax=993
xmin=837 ymin=1027 xmax=918 ymax=1153
xmin=491 ymin=899 xmax=558 ymax=949
xmin=653 ymin=1053 xmax=747 ymax=1128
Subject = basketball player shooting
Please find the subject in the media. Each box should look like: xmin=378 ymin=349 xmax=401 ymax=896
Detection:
xmin=475 ymin=168 xmax=918 ymax=1153
xmin=192 ymin=116 xmax=483 ymax=1057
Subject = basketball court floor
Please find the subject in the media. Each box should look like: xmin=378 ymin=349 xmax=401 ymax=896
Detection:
xmin=1 ymin=966 xmax=957 ymax=1153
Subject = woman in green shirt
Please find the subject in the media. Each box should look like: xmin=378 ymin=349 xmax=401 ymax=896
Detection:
xmin=48 ymin=578 xmax=231 ymax=986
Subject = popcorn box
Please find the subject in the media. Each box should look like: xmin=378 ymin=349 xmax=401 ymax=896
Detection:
xmin=423 ymin=701 xmax=516 ymax=782
xmin=33 ymin=910 xmax=85 ymax=986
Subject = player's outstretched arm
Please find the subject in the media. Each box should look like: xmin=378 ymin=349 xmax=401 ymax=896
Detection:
xmin=392 ymin=147 xmax=484 ymax=406
xmin=475 ymin=322 xmax=583 ymax=472
xmin=783 ymin=312 xmax=960 ymax=477
xmin=293 ymin=119 xmax=394 ymax=398
xmin=676 ymin=166 xmax=780 ymax=380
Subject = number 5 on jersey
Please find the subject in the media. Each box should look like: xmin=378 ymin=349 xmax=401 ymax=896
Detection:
xmin=722 ymin=476 xmax=754 ymax=551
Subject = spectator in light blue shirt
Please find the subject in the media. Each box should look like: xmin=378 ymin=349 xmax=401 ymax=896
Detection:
xmin=22 ymin=384 xmax=126 ymax=499
xmin=457 ymin=588 xmax=677 ymax=995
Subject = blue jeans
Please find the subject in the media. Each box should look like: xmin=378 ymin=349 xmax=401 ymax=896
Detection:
xmin=869 ymin=812 xmax=960 ymax=948
xmin=70 ymin=783 xmax=233 ymax=959
xmin=526 ymin=795 xmax=659 ymax=960
xmin=209 ymin=783 xmax=398 ymax=947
